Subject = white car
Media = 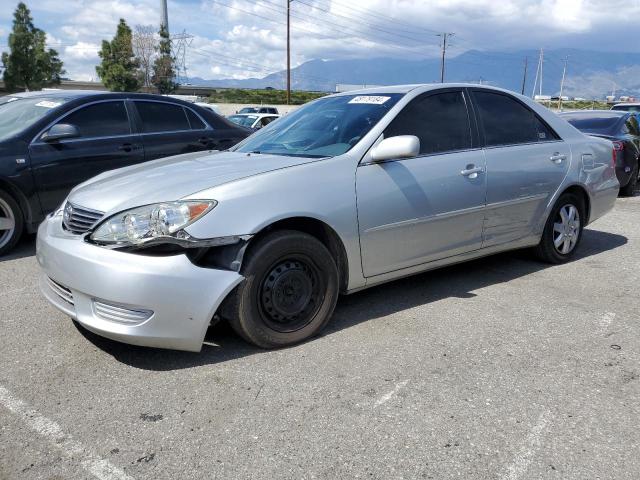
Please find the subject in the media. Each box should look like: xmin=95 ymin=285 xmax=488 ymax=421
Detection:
xmin=227 ymin=113 xmax=280 ymax=130
xmin=195 ymin=102 xmax=222 ymax=115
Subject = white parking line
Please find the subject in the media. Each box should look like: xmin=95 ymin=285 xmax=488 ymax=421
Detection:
xmin=0 ymin=385 xmax=135 ymax=480
xmin=500 ymin=409 xmax=551 ymax=480
xmin=374 ymin=380 xmax=409 ymax=407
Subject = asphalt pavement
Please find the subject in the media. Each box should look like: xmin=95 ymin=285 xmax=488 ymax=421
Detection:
xmin=1 ymin=195 xmax=639 ymax=480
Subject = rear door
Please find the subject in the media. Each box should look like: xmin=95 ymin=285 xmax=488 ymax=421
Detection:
xmin=29 ymin=100 xmax=144 ymax=213
xmin=132 ymin=100 xmax=231 ymax=160
xmin=469 ymin=89 xmax=570 ymax=247
xmin=356 ymin=89 xmax=487 ymax=277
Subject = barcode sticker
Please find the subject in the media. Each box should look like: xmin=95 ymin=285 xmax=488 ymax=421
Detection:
xmin=348 ymin=96 xmax=391 ymax=105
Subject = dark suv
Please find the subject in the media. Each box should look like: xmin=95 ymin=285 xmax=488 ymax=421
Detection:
xmin=0 ymin=90 xmax=250 ymax=255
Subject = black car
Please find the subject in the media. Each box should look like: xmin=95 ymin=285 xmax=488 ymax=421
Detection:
xmin=559 ymin=110 xmax=640 ymax=196
xmin=0 ymin=90 xmax=250 ymax=255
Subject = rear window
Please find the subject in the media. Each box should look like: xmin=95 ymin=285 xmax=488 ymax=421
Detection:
xmin=612 ymin=105 xmax=640 ymax=112
xmin=562 ymin=115 xmax=621 ymax=134
xmin=135 ymin=101 xmax=190 ymax=133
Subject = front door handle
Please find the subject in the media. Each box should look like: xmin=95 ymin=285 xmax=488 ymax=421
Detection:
xmin=550 ymin=152 xmax=567 ymax=164
xmin=460 ymin=165 xmax=484 ymax=179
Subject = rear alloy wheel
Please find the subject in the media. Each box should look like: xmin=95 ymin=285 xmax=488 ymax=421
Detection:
xmin=0 ymin=190 xmax=23 ymax=256
xmin=534 ymin=193 xmax=584 ymax=264
xmin=620 ymin=160 xmax=639 ymax=197
xmin=226 ymin=230 xmax=339 ymax=348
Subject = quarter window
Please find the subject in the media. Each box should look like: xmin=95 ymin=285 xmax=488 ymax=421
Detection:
xmin=58 ymin=101 xmax=130 ymax=138
xmin=185 ymin=108 xmax=207 ymax=130
xmin=473 ymin=91 xmax=558 ymax=147
xmin=135 ymin=102 xmax=190 ymax=133
xmin=384 ymin=91 xmax=472 ymax=155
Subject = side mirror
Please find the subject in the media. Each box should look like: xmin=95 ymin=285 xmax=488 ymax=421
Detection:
xmin=42 ymin=123 xmax=80 ymax=142
xmin=369 ymin=135 xmax=420 ymax=162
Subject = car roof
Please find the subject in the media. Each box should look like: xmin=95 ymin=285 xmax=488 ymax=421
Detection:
xmin=6 ymin=89 xmax=106 ymax=100
xmin=613 ymin=103 xmax=640 ymax=107
xmin=330 ymin=83 xmax=523 ymax=97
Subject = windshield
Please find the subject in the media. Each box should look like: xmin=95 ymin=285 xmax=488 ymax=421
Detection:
xmin=232 ymin=93 xmax=403 ymax=158
xmin=0 ymin=96 xmax=68 ymax=141
xmin=228 ymin=115 xmax=258 ymax=127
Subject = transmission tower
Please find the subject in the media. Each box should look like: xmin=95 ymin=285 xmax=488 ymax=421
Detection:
xmin=171 ymin=30 xmax=194 ymax=85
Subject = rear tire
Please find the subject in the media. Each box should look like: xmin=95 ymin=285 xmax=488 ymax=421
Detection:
xmin=620 ymin=160 xmax=639 ymax=197
xmin=534 ymin=193 xmax=585 ymax=264
xmin=0 ymin=190 xmax=24 ymax=256
xmin=226 ymin=230 xmax=339 ymax=348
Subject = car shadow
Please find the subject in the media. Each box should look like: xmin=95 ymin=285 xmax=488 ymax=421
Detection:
xmin=76 ymin=228 xmax=628 ymax=371
xmin=0 ymin=234 xmax=36 ymax=262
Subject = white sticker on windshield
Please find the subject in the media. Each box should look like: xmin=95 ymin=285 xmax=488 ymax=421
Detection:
xmin=348 ymin=96 xmax=391 ymax=105
xmin=35 ymin=100 xmax=61 ymax=108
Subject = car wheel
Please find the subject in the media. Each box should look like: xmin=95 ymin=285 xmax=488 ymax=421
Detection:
xmin=534 ymin=193 xmax=585 ymax=264
xmin=226 ymin=230 xmax=339 ymax=348
xmin=0 ymin=190 xmax=24 ymax=256
xmin=620 ymin=160 xmax=639 ymax=197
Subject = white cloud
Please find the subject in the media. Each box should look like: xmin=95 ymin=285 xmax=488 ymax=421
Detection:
xmin=1 ymin=0 xmax=639 ymax=82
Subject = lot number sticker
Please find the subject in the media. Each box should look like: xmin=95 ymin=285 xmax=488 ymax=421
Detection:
xmin=348 ymin=96 xmax=391 ymax=105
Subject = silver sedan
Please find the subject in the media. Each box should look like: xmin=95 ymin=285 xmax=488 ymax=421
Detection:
xmin=37 ymin=84 xmax=619 ymax=351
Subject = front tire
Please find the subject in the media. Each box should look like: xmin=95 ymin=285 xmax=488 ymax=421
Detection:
xmin=226 ymin=230 xmax=339 ymax=348
xmin=534 ymin=193 xmax=585 ymax=264
xmin=0 ymin=190 xmax=24 ymax=256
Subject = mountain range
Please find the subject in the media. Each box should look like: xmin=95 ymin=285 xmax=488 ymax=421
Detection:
xmin=188 ymin=48 xmax=640 ymax=98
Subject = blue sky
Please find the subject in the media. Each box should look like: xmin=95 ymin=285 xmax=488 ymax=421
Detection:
xmin=1 ymin=0 xmax=638 ymax=83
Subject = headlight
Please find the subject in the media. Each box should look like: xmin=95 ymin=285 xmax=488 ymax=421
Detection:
xmin=90 ymin=200 xmax=216 ymax=247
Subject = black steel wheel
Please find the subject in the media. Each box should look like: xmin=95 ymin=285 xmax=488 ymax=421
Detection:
xmin=225 ymin=230 xmax=339 ymax=348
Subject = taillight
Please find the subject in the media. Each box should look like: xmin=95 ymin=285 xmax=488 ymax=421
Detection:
xmin=612 ymin=141 xmax=624 ymax=166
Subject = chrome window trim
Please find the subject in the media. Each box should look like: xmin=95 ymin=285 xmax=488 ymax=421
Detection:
xmin=482 ymin=139 xmax=565 ymax=150
xmin=360 ymin=146 xmax=484 ymax=167
xmin=132 ymin=99 xmax=213 ymax=133
xmin=30 ymin=99 xmax=133 ymax=146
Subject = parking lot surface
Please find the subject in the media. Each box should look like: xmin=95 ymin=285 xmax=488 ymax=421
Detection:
xmin=1 ymin=196 xmax=639 ymax=480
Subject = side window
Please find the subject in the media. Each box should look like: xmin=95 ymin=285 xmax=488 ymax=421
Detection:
xmin=473 ymin=91 xmax=558 ymax=147
xmin=384 ymin=91 xmax=472 ymax=155
xmin=185 ymin=108 xmax=206 ymax=130
xmin=58 ymin=101 xmax=130 ymax=138
xmin=135 ymin=101 xmax=190 ymax=133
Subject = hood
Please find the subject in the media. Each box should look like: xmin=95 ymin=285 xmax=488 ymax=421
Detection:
xmin=68 ymin=150 xmax=318 ymax=214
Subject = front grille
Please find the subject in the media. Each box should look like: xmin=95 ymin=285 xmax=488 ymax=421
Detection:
xmin=47 ymin=277 xmax=74 ymax=305
xmin=62 ymin=202 xmax=104 ymax=234
xmin=93 ymin=300 xmax=153 ymax=325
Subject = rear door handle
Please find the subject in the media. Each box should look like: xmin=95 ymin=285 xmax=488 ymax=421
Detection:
xmin=550 ymin=152 xmax=567 ymax=164
xmin=118 ymin=143 xmax=133 ymax=152
xmin=197 ymin=137 xmax=210 ymax=146
xmin=460 ymin=165 xmax=484 ymax=178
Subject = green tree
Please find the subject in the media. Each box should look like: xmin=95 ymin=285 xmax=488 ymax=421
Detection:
xmin=151 ymin=25 xmax=176 ymax=94
xmin=1 ymin=2 xmax=64 ymax=91
xmin=96 ymin=18 xmax=141 ymax=92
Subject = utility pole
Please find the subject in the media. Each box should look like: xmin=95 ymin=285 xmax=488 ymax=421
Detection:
xmin=531 ymin=48 xmax=543 ymax=99
xmin=558 ymin=55 xmax=568 ymax=111
xmin=437 ymin=32 xmax=454 ymax=83
xmin=521 ymin=57 xmax=528 ymax=95
xmin=286 ymin=0 xmax=291 ymax=105
xmin=160 ymin=0 xmax=169 ymax=32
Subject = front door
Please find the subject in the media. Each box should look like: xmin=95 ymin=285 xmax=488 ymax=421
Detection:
xmin=356 ymin=89 xmax=487 ymax=278
xmin=29 ymin=100 xmax=144 ymax=213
